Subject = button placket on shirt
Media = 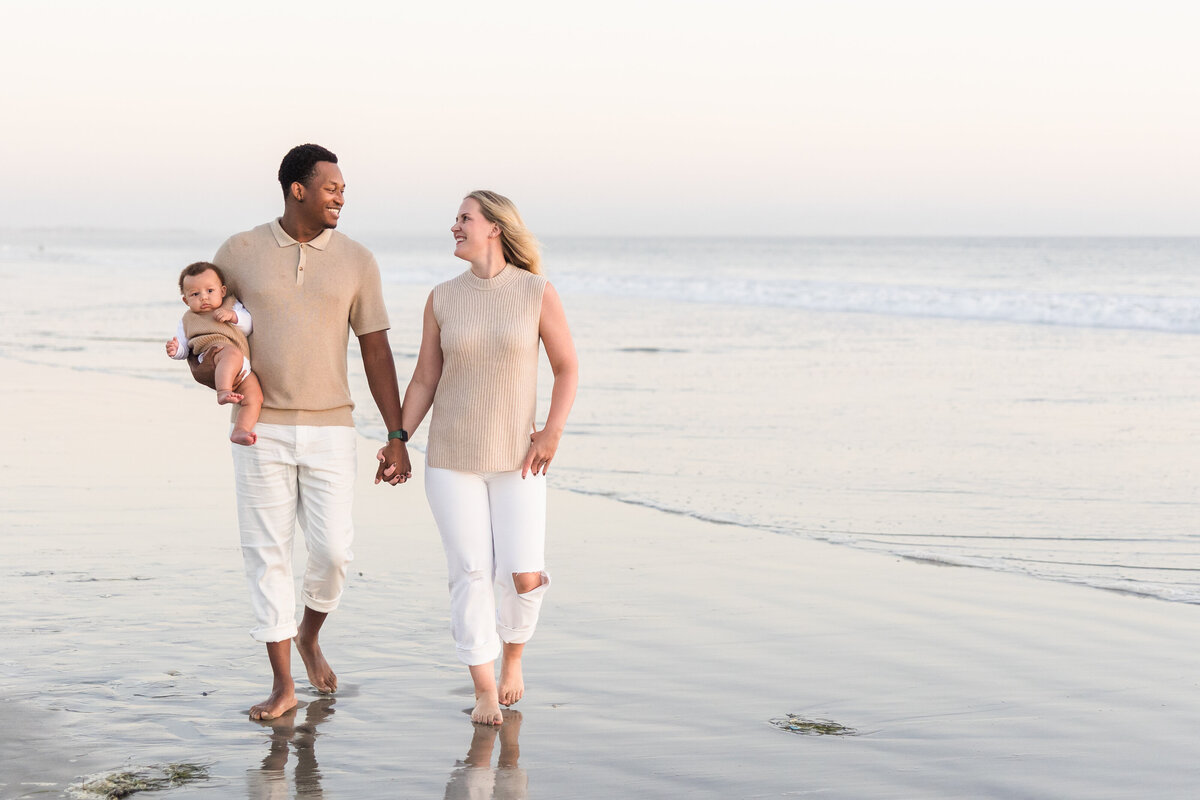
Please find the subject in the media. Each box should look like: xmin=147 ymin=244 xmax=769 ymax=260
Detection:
xmin=296 ymin=243 xmax=307 ymax=286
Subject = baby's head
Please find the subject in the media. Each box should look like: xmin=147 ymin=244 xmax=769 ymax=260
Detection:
xmin=179 ymin=262 xmax=228 ymax=314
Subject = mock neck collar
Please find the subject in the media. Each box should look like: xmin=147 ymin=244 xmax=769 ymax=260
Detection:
xmin=462 ymin=263 xmax=519 ymax=290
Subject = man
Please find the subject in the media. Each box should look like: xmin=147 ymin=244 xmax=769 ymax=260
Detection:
xmin=203 ymin=143 xmax=411 ymax=720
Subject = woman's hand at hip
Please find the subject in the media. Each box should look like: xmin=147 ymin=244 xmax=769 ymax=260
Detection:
xmin=522 ymin=426 xmax=563 ymax=478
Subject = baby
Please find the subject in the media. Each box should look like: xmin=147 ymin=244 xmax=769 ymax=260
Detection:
xmin=166 ymin=261 xmax=263 ymax=446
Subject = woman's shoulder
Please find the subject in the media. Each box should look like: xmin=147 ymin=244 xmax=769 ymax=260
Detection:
xmin=430 ymin=272 xmax=475 ymax=314
xmin=433 ymin=270 xmax=471 ymax=294
xmin=512 ymin=267 xmax=548 ymax=292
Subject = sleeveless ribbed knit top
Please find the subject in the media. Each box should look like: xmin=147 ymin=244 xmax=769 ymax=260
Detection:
xmin=181 ymin=295 xmax=251 ymax=359
xmin=428 ymin=265 xmax=548 ymax=472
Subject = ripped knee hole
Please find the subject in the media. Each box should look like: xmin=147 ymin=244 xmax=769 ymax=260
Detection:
xmin=512 ymin=571 xmax=545 ymax=595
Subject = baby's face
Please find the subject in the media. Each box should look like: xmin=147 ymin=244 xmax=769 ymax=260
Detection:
xmin=181 ymin=269 xmax=227 ymax=313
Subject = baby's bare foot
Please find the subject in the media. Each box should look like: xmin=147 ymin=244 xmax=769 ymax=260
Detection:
xmin=217 ymin=390 xmax=244 ymax=405
xmin=471 ymin=690 xmax=504 ymax=725
xmin=231 ymin=430 xmax=257 ymax=446
xmin=295 ymin=632 xmax=337 ymax=693
xmin=249 ymin=687 xmax=297 ymax=721
xmin=499 ymin=658 xmax=524 ymax=707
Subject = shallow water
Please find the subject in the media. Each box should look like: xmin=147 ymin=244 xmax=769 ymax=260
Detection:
xmin=2 ymin=230 xmax=1198 ymax=603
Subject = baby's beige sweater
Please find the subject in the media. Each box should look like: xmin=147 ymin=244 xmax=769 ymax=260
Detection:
xmin=181 ymin=295 xmax=250 ymax=360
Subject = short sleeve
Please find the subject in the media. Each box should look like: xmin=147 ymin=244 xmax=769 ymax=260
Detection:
xmin=349 ymin=251 xmax=390 ymax=336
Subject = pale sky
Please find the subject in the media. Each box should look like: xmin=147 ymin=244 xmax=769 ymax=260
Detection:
xmin=2 ymin=1 xmax=1197 ymax=235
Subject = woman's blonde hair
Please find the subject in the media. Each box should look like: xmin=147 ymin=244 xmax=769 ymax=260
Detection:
xmin=466 ymin=190 xmax=542 ymax=274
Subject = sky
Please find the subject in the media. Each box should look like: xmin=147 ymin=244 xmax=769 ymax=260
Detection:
xmin=2 ymin=1 xmax=1197 ymax=236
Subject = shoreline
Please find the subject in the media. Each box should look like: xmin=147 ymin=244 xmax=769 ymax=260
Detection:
xmin=3 ymin=356 xmax=1200 ymax=798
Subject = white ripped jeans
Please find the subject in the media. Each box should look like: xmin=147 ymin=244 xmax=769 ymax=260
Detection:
xmin=425 ymin=463 xmax=551 ymax=666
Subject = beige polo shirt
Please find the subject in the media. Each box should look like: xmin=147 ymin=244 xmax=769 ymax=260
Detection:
xmin=213 ymin=219 xmax=390 ymax=426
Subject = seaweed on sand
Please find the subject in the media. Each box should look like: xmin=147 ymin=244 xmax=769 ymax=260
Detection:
xmin=70 ymin=763 xmax=209 ymax=798
xmin=769 ymin=714 xmax=858 ymax=736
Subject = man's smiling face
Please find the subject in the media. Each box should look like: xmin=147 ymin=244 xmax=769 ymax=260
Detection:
xmin=296 ymin=161 xmax=345 ymax=230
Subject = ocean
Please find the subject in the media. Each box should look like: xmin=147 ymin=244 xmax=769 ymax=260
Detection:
xmin=3 ymin=230 xmax=1198 ymax=604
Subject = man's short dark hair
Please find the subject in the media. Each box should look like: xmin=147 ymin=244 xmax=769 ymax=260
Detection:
xmin=178 ymin=261 xmax=227 ymax=292
xmin=278 ymin=144 xmax=339 ymax=197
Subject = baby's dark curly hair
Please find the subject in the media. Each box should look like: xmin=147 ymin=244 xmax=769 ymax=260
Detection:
xmin=178 ymin=261 xmax=227 ymax=292
xmin=278 ymin=143 xmax=338 ymax=197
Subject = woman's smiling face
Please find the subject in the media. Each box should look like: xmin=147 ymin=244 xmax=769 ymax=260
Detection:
xmin=451 ymin=197 xmax=497 ymax=261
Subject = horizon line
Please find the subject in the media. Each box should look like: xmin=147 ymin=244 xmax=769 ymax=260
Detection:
xmin=3 ymin=227 xmax=1200 ymax=240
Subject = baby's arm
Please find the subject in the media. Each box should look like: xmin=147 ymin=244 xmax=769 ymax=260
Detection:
xmin=212 ymin=299 xmax=251 ymax=335
xmin=211 ymin=294 xmax=238 ymax=325
xmin=167 ymin=320 xmax=190 ymax=360
xmin=231 ymin=300 xmax=252 ymax=335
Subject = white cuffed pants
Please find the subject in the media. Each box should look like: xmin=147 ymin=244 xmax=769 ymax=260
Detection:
xmin=425 ymin=463 xmax=550 ymax=666
xmin=231 ymin=423 xmax=357 ymax=643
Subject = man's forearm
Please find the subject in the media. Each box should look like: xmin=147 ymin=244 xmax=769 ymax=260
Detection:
xmin=359 ymin=330 xmax=403 ymax=431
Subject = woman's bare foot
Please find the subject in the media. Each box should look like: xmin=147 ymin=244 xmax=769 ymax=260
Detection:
xmin=498 ymin=656 xmax=524 ymax=707
xmin=217 ymin=389 xmax=244 ymax=405
xmin=231 ymin=429 xmax=257 ymax=446
xmin=249 ymin=685 xmax=297 ymax=720
xmin=295 ymin=630 xmax=337 ymax=693
xmin=472 ymin=690 xmax=504 ymax=725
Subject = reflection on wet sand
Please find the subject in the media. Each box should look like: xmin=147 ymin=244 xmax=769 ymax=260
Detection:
xmin=444 ymin=709 xmax=528 ymax=800
xmin=247 ymin=698 xmax=335 ymax=799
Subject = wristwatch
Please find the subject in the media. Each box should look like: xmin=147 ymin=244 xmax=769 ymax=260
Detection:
xmin=387 ymin=429 xmax=409 ymax=442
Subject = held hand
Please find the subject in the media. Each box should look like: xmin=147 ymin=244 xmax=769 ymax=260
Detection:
xmin=166 ymin=337 xmax=179 ymax=357
xmin=375 ymin=439 xmax=412 ymax=486
xmin=212 ymin=307 xmax=237 ymax=324
xmin=521 ymin=426 xmax=562 ymax=478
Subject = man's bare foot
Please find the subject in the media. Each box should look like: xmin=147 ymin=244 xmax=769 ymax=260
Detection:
xmin=498 ymin=657 xmax=524 ymax=707
xmin=462 ymin=719 xmax=500 ymax=767
xmin=249 ymin=686 xmax=297 ymax=721
xmin=231 ymin=429 xmax=257 ymax=446
xmin=295 ymin=631 xmax=337 ymax=693
xmin=472 ymin=690 xmax=504 ymax=725
xmin=217 ymin=390 xmax=244 ymax=405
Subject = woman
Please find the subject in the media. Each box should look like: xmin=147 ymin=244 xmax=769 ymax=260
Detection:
xmin=390 ymin=190 xmax=578 ymax=725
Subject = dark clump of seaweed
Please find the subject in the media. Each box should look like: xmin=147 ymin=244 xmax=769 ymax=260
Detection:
xmin=71 ymin=763 xmax=209 ymax=798
xmin=769 ymin=714 xmax=858 ymax=736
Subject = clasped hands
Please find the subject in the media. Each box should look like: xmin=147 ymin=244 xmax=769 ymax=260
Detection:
xmin=375 ymin=439 xmax=412 ymax=486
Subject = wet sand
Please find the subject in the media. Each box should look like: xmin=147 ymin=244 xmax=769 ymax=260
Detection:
xmin=3 ymin=356 xmax=1200 ymax=798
